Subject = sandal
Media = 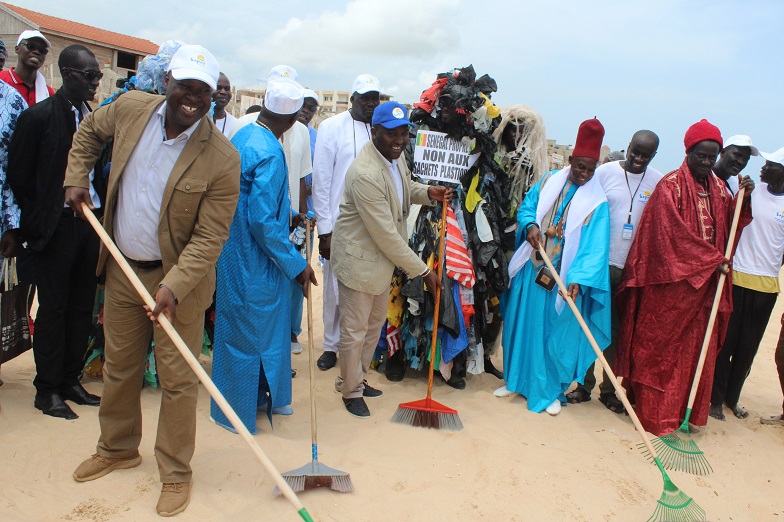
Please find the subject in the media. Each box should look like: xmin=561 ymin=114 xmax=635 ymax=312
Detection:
xmin=566 ymin=387 xmax=591 ymax=404
xmin=599 ymin=393 xmax=625 ymax=414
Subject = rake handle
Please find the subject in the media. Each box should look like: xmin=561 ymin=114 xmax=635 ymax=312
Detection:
xmin=426 ymin=202 xmax=448 ymax=400
xmin=536 ymin=242 xmax=659 ymax=460
xmin=80 ymin=203 xmax=310 ymax=518
xmin=684 ymin=185 xmax=746 ymax=414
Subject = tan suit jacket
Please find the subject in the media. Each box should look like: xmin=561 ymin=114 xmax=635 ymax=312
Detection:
xmin=63 ymin=91 xmax=240 ymax=323
xmin=332 ymin=141 xmax=432 ymax=295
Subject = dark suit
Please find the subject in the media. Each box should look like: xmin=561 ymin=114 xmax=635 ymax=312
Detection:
xmin=7 ymin=89 xmax=105 ymax=396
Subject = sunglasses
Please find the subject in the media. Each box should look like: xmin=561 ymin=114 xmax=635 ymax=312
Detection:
xmin=22 ymin=41 xmax=49 ymax=55
xmin=68 ymin=68 xmax=104 ymax=81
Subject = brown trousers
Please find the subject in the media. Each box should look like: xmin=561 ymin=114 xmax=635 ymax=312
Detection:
xmin=336 ymin=282 xmax=389 ymax=399
xmin=96 ymin=258 xmax=204 ymax=483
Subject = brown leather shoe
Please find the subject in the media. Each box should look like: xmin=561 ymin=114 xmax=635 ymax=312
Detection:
xmin=73 ymin=453 xmax=142 ymax=482
xmin=157 ymin=482 xmax=191 ymax=517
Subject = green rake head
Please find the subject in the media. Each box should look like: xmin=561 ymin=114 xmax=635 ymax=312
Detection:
xmin=641 ymin=429 xmax=713 ymax=476
xmin=647 ymin=460 xmax=706 ymax=522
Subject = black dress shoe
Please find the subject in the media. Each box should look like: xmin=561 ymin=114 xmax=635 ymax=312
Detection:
xmin=317 ymin=351 xmax=337 ymax=371
xmin=385 ymin=351 xmax=405 ymax=382
xmin=61 ymin=384 xmax=101 ymax=406
xmin=484 ymin=357 xmax=504 ymax=380
xmin=445 ymin=375 xmax=466 ymax=390
xmin=362 ymin=380 xmax=383 ymax=398
xmin=34 ymin=393 xmax=78 ymax=420
xmin=342 ymin=397 xmax=370 ymax=418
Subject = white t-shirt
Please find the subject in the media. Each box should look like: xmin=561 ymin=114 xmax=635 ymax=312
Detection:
xmin=596 ymin=161 xmax=663 ymax=268
xmin=213 ymin=113 xmax=236 ymax=137
xmin=312 ymin=111 xmax=373 ymax=235
xmin=732 ymin=183 xmax=784 ymax=278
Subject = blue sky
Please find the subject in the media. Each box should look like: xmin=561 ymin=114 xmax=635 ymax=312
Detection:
xmin=10 ymin=0 xmax=781 ymax=175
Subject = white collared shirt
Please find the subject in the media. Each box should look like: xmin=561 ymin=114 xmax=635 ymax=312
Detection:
xmin=375 ymin=145 xmax=404 ymax=212
xmin=114 ymin=102 xmax=200 ymax=261
xmin=69 ymin=102 xmax=101 ymax=209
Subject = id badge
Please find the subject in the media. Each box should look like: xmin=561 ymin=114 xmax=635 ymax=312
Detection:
xmin=535 ymin=265 xmax=556 ymax=291
xmin=622 ymin=223 xmax=634 ymax=240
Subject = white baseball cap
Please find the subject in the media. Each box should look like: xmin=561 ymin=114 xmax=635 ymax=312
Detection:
xmin=724 ymin=135 xmax=759 ymax=156
xmin=17 ymin=30 xmax=50 ymax=48
xmin=264 ymin=80 xmax=305 ymax=115
xmin=352 ymin=74 xmax=380 ymax=95
xmin=761 ymin=147 xmax=784 ymax=166
xmin=167 ymin=44 xmax=220 ymax=90
xmin=268 ymin=65 xmax=298 ymax=82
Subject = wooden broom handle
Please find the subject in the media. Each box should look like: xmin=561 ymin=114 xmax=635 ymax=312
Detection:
xmin=685 ymin=185 xmax=746 ymax=410
xmin=305 ymin=219 xmax=318 ymax=450
xmin=426 ymin=202 xmax=448 ymax=400
xmin=80 ymin=203 xmax=308 ymax=514
xmin=536 ymin=242 xmax=660 ymax=459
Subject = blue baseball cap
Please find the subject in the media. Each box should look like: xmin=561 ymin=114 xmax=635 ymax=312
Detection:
xmin=372 ymin=101 xmax=411 ymax=129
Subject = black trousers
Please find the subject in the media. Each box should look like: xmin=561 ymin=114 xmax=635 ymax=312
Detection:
xmin=711 ymin=284 xmax=777 ymax=408
xmin=32 ymin=212 xmax=99 ymax=395
xmin=582 ymin=265 xmax=623 ymax=395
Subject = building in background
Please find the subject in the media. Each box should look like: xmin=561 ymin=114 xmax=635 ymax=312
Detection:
xmin=0 ymin=2 xmax=157 ymax=102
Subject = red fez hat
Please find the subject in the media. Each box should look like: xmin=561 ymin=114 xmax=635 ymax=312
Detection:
xmin=684 ymin=119 xmax=722 ymax=152
xmin=572 ymin=118 xmax=605 ymax=161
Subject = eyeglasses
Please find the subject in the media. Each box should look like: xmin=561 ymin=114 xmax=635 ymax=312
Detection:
xmin=67 ymin=68 xmax=104 ymax=81
xmin=22 ymin=41 xmax=49 ymax=55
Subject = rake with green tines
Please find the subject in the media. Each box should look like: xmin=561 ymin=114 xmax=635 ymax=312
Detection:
xmin=651 ymin=184 xmax=746 ymax=476
xmin=537 ymin=243 xmax=706 ymax=521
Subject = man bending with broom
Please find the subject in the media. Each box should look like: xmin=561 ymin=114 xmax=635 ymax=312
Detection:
xmin=615 ymin=119 xmax=754 ymax=436
xmin=331 ymin=101 xmax=450 ymax=418
xmin=63 ymin=45 xmax=240 ymax=516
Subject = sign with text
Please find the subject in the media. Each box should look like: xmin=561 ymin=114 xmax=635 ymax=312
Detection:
xmin=412 ymin=130 xmax=480 ymax=184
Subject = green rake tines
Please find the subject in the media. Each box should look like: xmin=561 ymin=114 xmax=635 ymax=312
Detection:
xmin=647 ymin=458 xmax=706 ymax=522
xmin=646 ymin=427 xmax=713 ymax=476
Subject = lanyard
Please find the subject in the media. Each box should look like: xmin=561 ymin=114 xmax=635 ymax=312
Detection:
xmin=624 ymin=167 xmax=647 ymax=224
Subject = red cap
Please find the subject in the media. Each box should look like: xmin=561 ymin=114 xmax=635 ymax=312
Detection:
xmin=572 ymin=118 xmax=605 ymax=161
xmin=684 ymin=119 xmax=722 ymax=152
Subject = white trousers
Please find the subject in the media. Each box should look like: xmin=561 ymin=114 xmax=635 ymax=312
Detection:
xmin=322 ymin=259 xmax=341 ymax=353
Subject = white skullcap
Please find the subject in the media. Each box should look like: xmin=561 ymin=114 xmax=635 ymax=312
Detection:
xmin=264 ymin=80 xmax=305 ymax=115
xmin=302 ymin=89 xmax=319 ymax=104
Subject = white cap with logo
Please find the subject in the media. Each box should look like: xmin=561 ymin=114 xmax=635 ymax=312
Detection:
xmin=761 ymin=147 xmax=784 ymax=166
xmin=724 ymin=135 xmax=759 ymax=156
xmin=167 ymin=44 xmax=220 ymax=90
xmin=268 ymin=65 xmax=298 ymax=83
xmin=17 ymin=30 xmax=51 ymax=48
xmin=352 ymin=74 xmax=380 ymax=95
xmin=264 ymin=80 xmax=305 ymax=115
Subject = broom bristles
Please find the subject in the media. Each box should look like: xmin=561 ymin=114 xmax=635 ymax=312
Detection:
xmin=392 ymin=397 xmax=463 ymax=431
xmin=273 ymin=461 xmax=354 ymax=495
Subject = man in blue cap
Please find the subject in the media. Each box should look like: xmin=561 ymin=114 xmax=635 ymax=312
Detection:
xmin=331 ymin=101 xmax=451 ymax=417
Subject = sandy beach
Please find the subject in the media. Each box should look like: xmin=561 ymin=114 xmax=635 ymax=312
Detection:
xmin=1 ymin=263 xmax=783 ymax=522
